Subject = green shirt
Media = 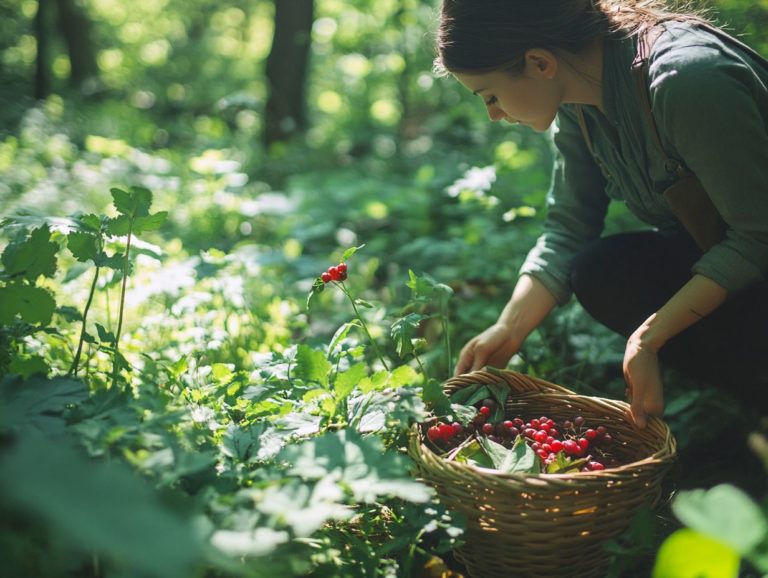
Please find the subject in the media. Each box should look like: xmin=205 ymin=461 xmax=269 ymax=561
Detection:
xmin=520 ymin=22 xmax=768 ymax=304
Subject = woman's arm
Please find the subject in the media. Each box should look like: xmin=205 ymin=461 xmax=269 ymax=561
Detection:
xmin=454 ymin=274 xmax=558 ymax=375
xmin=624 ymin=274 xmax=727 ymax=428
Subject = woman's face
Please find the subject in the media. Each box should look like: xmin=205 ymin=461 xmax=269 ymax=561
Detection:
xmin=454 ymin=51 xmax=564 ymax=132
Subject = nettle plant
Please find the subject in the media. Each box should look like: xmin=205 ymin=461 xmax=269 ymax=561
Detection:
xmin=0 ymin=186 xmax=167 ymax=386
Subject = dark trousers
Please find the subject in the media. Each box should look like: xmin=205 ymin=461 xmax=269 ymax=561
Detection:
xmin=569 ymin=230 xmax=768 ymax=412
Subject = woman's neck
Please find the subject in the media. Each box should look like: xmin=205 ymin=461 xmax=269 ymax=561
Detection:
xmin=558 ymin=36 xmax=606 ymax=111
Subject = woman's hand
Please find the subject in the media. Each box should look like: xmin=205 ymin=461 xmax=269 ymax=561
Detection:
xmin=623 ymin=325 xmax=665 ymax=429
xmin=454 ymin=323 xmax=522 ymax=376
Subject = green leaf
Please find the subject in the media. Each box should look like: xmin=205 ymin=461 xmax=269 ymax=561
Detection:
xmin=294 ymin=344 xmax=332 ymax=387
xmin=327 ymin=320 xmax=361 ymax=357
xmin=452 ymin=439 xmax=494 ymax=469
xmin=307 ymin=277 xmax=326 ymax=309
xmin=422 ymin=378 xmax=452 ymax=417
xmin=388 ymin=365 xmax=419 ymax=388
xmin=0 ymin=435 xmax=204 ymax=578
xmin=334 ymin=363 xmax=367 ymax=400
xmin=652 ymin=529 xmax=740 ymax=578
xmin=341 ymin=244 xmax=365 ymax=261
xmin=0 ymin=284 xmax=56 ymax=325
xmin=354 ymin=298 xmax=374 ymax=308
xmin=1 ymin=226 xmax=58 ymax=281
xmin=132 ymin=211 xmax=168 ymax=233
xmin=390 ymin=313 xmax=428 ymax=358
xmin=279 ymin=429 xmax=432 ymax=503
xmin=672 ymin=484 xmax=768 ymax=554
xmin=0 ymin=375 xmax=89 ymax=435
xmin=67 ymin=231 xmax=100 ymax=263
xmin=8 ymin=354 xmax=49 ymax=378
xmin=95 ymin=323 xmax=116 ymax=345
xmin=477 ymin=436 xmax=540 ymax=474
xmin=463 ymin=385 xmax=492 ymax=408
xmin=111 ymin=186 xmax=152 ymax=217
xmin=449 ymin=383 xmax=483 ymax=406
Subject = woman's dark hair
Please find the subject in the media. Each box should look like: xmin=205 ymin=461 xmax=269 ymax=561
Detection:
xmin=435 ymin=0 xmax=709 ymax=75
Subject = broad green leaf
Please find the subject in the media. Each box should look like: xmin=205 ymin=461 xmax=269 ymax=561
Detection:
xmin=95 ymin=323 xmax=116 ymax=344
xmin=294 ymin=344 xmax=331 ymax=387
xmin=422 ymin=378 xmax=452 ymax=417
xmin=307 ymin=277 xmax=325 ymax=309
xmin=672 ymin=484 xmax=767 ymax=554
xmin=133 ymin=212 xmax=168 ymax=233
xmin=1 ymin=226 xmax=58 ymax=281
xmin=388 ymin=364 xmax=419 ymax=387
xmin=390 ymin=313 xmax=428 ymax=358
xmin=652 ymin=529 xmax=739 ymax=578
xmin=0 ymin=435 xmax=203 ymax=578
xmin=67 ymin=231 xmax=100 ymax=263
xmin=334 ymin=363 xmax=368 ymax=400
xmin=356 ymin=369 xmax=391 ymax=394
xmin=0 ymin=284 xmax=56 ymax=325
xmin=477 ymin=436 xmax=540 ymax=474
xmin=452 ymin=439 xmax=494 ymax=469
xmin=111 ymin=186 xmax=153 ymax=217
xmin=449 ymin=383 xmax=483 ymax=405
xmin=279 ymin=429 xmax=432 ymax=503
xmin=463 ymin=385 xmax=492 ymax=408
xmin=8 ymin=354 xmax=49 ymax=378
xmin=450 ymin=403 xmax=477 ymax=426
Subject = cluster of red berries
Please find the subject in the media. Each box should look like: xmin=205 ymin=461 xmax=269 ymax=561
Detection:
xmin=425 ymin=399 xmax=616 ymax=472
xmin=320 ymin=262 xmax=348 ymax=283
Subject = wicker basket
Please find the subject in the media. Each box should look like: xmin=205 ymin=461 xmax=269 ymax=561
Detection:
xmin=408 ymin=368 xmax=677 ymax=578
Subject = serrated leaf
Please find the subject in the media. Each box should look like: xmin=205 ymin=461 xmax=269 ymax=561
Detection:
xmin=8 ymin=354 xmax=49 ymax=378
xmin=450 ymin=403 xmax=477 ymax=426
xmin=0 ymin=284 xmax=56 ymax=325
xmin=294 ymin=344 xmax=331 ymax=387
xmin=652 ymin=529 xmax=739 ymax=578
xmin=133 ymin=211 xmax=168 ymax=233
xmin=111 ymin=186 xmax=152 ymax=217
xmin=390 ymin=313 xmax=428 ymax=358
xmin=105 ymin=215 xmax=132 ymax=237
xmin=67 ymin=231 xmax=100 ymax=263
xmin=95 ymin=323 xmax=116 ymax=344
xmin=1 ymin=226 xmax=58 ymax=281
xmin=452 ymin=439 xmax=494 ymax=469
xmin=672 ymin=484 xmax=767 ymax=554
xmin=388 ymin=365 xmax=418 ymax=388
xmin=0 ymin=374 xmax=89 ymax=435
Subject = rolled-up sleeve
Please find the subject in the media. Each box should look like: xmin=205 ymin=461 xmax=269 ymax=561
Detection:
xmin=651 ymin=49 xmax=768 ymax=292
xmin=519 ymin=105 xmax=610 ymax=303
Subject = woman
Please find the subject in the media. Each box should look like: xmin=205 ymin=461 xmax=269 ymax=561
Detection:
xmin=439 ymin=0 xmax=768 ymax=427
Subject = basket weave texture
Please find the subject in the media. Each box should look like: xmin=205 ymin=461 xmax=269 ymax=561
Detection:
xmin=408 ymin=369 xmax=677 ymax=578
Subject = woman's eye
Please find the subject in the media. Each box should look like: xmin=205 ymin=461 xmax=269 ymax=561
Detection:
xmin=485 ymin=96 xmax=497 ymax=106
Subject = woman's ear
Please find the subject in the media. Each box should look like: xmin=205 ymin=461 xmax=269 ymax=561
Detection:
xmin=524 ymin=49 xmax=559 ymax=79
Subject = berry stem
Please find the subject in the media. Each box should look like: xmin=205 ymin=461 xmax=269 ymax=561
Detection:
xmin=338 ymin=282 xmax=389 ymax=371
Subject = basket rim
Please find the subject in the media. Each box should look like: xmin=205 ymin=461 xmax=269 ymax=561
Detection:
xmin=410 ymin=368 xmax=677 ymax=481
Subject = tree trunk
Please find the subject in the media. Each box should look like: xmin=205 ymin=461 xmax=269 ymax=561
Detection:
xmin=264 ymin=0 xmax=314 ymax=147
xmin=34 ymin=0 xmax=51 ymax=99
xmin=56 ymin=0 xmax=99 ymax=92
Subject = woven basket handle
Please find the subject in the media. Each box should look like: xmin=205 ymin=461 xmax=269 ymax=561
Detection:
xmin=443 ymin=367 xmax=577 ymax=397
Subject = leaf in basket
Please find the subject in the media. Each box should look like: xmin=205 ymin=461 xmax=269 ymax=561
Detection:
xmin=486 ymin=383 xmax=509 ymax=408
xmin=450 ymin=403 xmax=477 ymax=426
xmin=448 ymin=383 xmax=483 ymax=406
xmin=545 ymin=452 xmax=589 ymax=474
xmin=422 ymin=378 xmax=452 ymax=417
xmin=452 ymin=439 xmax=494 ymax=469
xmin=477 ymin=436 xmax=539 ymax=474
xmin=463 ymin=385 xmax=492 ymax=408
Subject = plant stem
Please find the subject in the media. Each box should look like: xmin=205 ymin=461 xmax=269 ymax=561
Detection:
xmin=440 ymin=296 xmax=453 ymax=374
xmin=339 ymin=283 xmax=389 ymax=371
xmin=112 ymin=226 xmax=133 ymax=388
xmin=70 ymin=265 xmax=100 ymax=376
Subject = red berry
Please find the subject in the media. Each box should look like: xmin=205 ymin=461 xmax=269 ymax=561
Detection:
xmin=339 ymin=271 xmax=348 ymax=281
xmin=578 ymin=438 xmax=590 ymax=449
xmin=482 ymin=423 xmax=494 ymax=435
xmin=542 ymin=443 xmax=552 ymax=453
xmin=563 ymin=420 xmax=573 ymax=430
xmin=512 ymin=418 xmax=524 ymax=428
xmin=328 ymin=266 xmax=341 ymax=280
xmin=585 ymin=429 xmax=597 ymax=440
xmin=534 ymin=430 xmax=548 ymax=443
xmin=439 ymin=424 xmax=454 ymax=438
xmin=596 ymin=426 xmax=607 ymax=436
xmin=602 ymin=433 xmax=613 ymax=445
xmin=508 ymin=427 xmax=520 ymax=438
xmin=588 ymin=461 xmax=606 ymax=471
xmin=524 ymin=428 xmax=536 ymax=439
xmin=540 ymin=421 xmax=552 ymax=432
xmin=337 ymin=263 xmax=348 ymax=274
xmin=479 ymin=406 xmax=491 ymax=416
xmin=451 ymin=422 xmax=463 ymax=435
xmin=549 ymin=428 xmax=560 ymax=438
xmin=427 ymin=427 xmax=441 ymax=442
xmin=563 ymin=440 xmax=579 ymax=455
xmin=550 ymin=440 xmax=563 ymax=452
xmin=530 ymin=419 xmax=541 ymax=429
xmin=574 ymin=416 xmax=585 ymax=427
xmin=321 ymin=272 xmax=332 ymax=283
xmin=537 ymin=449 xmax=549 ymax=460
xmin=502 ymin=420 xmax=515 ymax=429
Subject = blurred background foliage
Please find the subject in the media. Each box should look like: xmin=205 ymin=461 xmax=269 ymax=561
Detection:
xmin=0 ymin=1 xmax=767 ymax=575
